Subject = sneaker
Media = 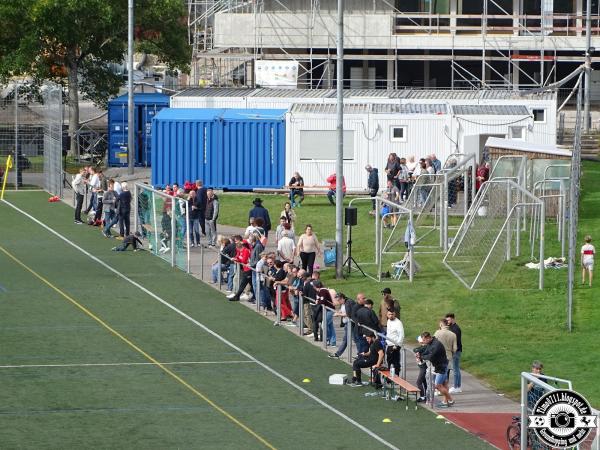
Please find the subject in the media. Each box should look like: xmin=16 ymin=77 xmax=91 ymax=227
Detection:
xmin=225 ymin=290 xmax=233 ymax=294
xmin=328 ymin=353 xmax=339 ymax=359
xmin=74 ymin=220 xmax=83 ymax=224
xmin=449 ymin=387 xmax=462 ymax=394
xmin=436 ymin=402 xmax=451 ymax=408
xmin=226 ymin=293 xmax=236 ymax=299
xmin=417 ymin=396 xmax=427 ymax=403
xmin=434 ymin=390 xmax=441 ymax=396
xmin=350 ymin=381 xmax=364 ymax=388
xmin=228 ymin=297 xmax=239 ymax=302
xmin=447 ymin=400 xmax=455 ymax=406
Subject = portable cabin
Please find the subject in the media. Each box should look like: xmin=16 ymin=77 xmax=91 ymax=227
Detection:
xmin=107 ymin=93 xmax=170 ymax=167
xmin=151 ymin=108 xmax=287 ymax=190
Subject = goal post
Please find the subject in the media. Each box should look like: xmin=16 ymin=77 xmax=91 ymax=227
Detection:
xmin=443 ymin=179 xmax=545 ymax=290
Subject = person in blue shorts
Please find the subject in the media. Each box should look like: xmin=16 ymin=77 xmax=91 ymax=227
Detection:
xmin=417 ymin=331 xmax=454 ymax=408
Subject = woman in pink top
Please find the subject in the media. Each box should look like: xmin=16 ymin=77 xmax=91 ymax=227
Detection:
xmin=296 ymin=224 xmax=321 ymax=275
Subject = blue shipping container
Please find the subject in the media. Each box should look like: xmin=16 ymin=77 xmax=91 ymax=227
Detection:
xmin=151 ymin=108 xmax=286 ymax=190
xmin=108 ymin=93 xmax=170 ymax=167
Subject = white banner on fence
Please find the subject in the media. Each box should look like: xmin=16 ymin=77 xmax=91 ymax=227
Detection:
xmin=255 ymin=61 xmax=298 ymax=88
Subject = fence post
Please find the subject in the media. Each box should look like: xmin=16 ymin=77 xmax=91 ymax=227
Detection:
xmin=401 ymin=347 xmax=406 ymax=380
xmin=322 ymin=304 xmax=327 ymax=350
xmin=200 ymin=243 xmax=204 ymax=281
xmin=255 ymin=270 xmax=260 ymax=312
xmin=346 ymin=318 xmax=353 ymax=363
xmin=298 ymin=292 xmax=304 ymax=336
xmin=133 ymin=183 xmax=138 ymax=236
xmin=429 ymin=367 xmax=435 ymax=408
xmin=186 ymin=202 xmax=191 ymax=274
xmin=170 ymin=202 xmax=175 ymax=268
xmin=14 ymin=83 xmax=18 ymax=191
xmin=275 ymin=285 xmax=282 ymax=326
xmin=520 ymin=374 xmax=528 ymax=450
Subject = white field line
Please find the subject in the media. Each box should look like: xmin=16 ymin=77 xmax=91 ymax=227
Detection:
xmin=2 ymin=199 xmax=399 ymax=450
xmin=0 ymin=361 xmax=256 ymax=369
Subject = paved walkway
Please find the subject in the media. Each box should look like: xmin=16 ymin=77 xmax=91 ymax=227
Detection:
xmin=60 ymin=169 xmax=519 ymax=449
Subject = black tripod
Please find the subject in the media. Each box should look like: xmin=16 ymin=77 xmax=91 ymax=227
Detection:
xmin=343 ymin=223 xmax=366 ymax=277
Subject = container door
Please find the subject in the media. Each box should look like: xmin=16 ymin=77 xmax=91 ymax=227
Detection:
xmin=108 ymin=103 xmax=129 ymax=167
xmin=140 ymin=103 xmax=165 ymax=167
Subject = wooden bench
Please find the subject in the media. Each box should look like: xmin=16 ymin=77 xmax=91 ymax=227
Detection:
xmin=379 ymin=369 xmax=421 ymax=410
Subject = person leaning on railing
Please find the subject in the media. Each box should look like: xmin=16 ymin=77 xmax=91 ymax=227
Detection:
xmin=226 ymin=238 xmax=253 ymax=302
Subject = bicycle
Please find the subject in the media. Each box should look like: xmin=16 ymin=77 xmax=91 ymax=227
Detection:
xmin=506 ymin=415 xmax=551 ymax=450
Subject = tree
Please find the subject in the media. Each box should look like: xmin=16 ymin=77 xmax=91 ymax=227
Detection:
xmin=0 ymin=0 xmax=190 ymax=156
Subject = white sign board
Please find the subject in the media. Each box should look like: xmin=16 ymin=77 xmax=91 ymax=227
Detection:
xmin=255 ymin=61 xmax=298 ymax=88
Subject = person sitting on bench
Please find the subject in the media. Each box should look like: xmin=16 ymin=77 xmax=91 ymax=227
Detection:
xmin=349 ymin=331 xmax=384 ymax=388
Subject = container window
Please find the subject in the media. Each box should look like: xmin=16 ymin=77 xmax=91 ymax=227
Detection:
xmin=532 ymin=109 xmax=545 ymax=123
xmin=390 ymin=126 xmax=407 ymax=142
xmin=509 ymin=126 xmax=525 ymax=140
xmin=299 ymin=130 xmax=354 ymax=160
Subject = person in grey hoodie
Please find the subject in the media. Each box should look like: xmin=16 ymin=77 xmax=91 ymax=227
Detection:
xmin=204 ymin=188 xmax=219 ymax=247
xmin=102 ymin=180 xmax=119 ymax=238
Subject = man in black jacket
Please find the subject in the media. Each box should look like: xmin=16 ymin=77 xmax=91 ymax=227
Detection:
xmin=248 ymin=198 xmax=271 ymax=237
xmin=445 ymin=313 xmax=463 ymax=394
xmin=417 ymin=331 xmax=454 ymax=408
xmin=194 ymin=180 xmax=207 ymax=235
xmin=365 ymin=165 xmax=379 ymax=212
xmin=353 ymin=297 xmax=380 ymax=353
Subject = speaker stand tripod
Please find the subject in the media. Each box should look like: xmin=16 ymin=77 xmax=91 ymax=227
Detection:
xmin=343 ymin=224 xmax=366 ymax=277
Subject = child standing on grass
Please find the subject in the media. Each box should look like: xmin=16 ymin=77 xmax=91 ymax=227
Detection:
xmin=581 ymin=235 xmax=595 ymax=287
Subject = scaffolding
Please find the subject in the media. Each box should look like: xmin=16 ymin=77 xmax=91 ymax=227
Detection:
xmin=187 ymin=0 xmax=600 ymax=89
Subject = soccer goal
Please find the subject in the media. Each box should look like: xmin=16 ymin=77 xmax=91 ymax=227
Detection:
xmin=134 ymin=183 xmax=189 ymax=271
xmin=443 ymin=178 xmax=545 ymax=290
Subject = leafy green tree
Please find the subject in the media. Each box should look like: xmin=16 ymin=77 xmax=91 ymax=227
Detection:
xmin=0 ymin=0 xmax=190 ymax=155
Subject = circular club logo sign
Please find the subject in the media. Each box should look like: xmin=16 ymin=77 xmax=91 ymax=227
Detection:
xmin=529 ymin=389 xmax=598 ymax=448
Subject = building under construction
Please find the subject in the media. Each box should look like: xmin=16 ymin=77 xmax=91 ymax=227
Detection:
xmin=188 ymin=0 xmax=600 ymax=93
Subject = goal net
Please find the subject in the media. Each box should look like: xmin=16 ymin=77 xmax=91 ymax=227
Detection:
xmin=443 ymin=179 xmax=545 ymax=290
xmin=134 ymin=183 xmax=188 ymax=271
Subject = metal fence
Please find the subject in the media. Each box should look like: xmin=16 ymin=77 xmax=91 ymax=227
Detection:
xmin=0 ymin=81 xmax=63 ymax=194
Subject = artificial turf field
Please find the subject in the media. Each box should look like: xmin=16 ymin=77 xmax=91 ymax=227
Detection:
xmin=0 ymin=192 xmax=491 ymax=449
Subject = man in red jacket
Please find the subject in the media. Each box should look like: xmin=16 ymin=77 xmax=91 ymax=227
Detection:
xmin=326 ymin=173 xmax=346 ymax=206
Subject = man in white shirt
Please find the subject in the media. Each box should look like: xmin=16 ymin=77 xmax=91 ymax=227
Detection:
xmin=385 ymin=309 xmax=404 ymax=372
xmin=85 ymin=167 xmax=100 ymax=214
xmin=277 ymin=230 xmax=296 ymax=264
xmin=72 ymin=168 xmax=87 ymax=224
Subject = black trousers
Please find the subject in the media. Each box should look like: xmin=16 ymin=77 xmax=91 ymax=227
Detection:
xmin=75 ymin=193 xmax=84 ymax=221
xmin=299 ymin=251 xmax=316 ymax=275
xmin=119 ymin=211 xmax=130 ymax=236
xmin=416 ymin=363 xmax=428 ymax=398
xmin=311 ymin=305 xmax=322 ymax=340
xmin=386 ymin=346 xmax=400 ymax=372
xmin=234 ymin=270 xmax=254 ymax=299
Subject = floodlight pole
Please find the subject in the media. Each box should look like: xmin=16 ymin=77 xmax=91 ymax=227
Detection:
xmin=127 ymin=0 xmax=135 ymax=175
xmin=335 ymin=0 xmax=345 ymax=279
xmin=584 ymin=0 xmax=592 ymax=132
xmin=567 ymin=76 xmax=583 ymax=333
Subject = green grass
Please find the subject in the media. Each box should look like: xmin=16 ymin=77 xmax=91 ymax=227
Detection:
xmin=0 ymin=192 xmax=489 ymax=449
xmin=217 ymin=161 xmax=600 ymax=407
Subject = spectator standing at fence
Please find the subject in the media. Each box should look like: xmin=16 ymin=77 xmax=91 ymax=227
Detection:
xmin=297 ymin=224 xmax=321 ymax=275
xmin=385 ymin=309 xmax=404 ymax=372
xmin=329 ymin=292 xmax=355 ymax=359
xmin=273 ymin=261 xmax=294 ymax=320
xmin=379 ymin=288 xmax=401 ymax=329
xmin=355 ymin=298 xmax=380 ymax=355
xmin=351 ymin=293 xmax=368 ymax=353
xmin=84 ymin=167 xmax=98 ymax=214
xmin=92 ymin=170 xmax=108 ymax=225
xmin=326 ymin=173 xmax=346 ymax=206
xmin=418 ymin=331 xmax=454 ymax=408
xmin=314 ymin=288 xmax=336 ymax=347
xmin=280 ymin=202 xmax=296 ymax=230
xmin=248 ymin=198 xmax=271 ymax=237
xmin=102 ymin=180 xmax=118 ymax=238
xmin=475 ymin=162 xmax=490 ymax=192
xmin=434 ymin=319 xmax=457 ymax=385
xmin=302 ymin=272 xmax=321 ymax=336
xmin=275 ymin=217 xmax=287 ymax=244
xmin=227 ymin=239 xmax=253 ymax=302
xmin=288 ymin=172 xmax=305 ymax=207
xmin=385 ymin=153 xmax=401 ymax=185
xmin=365 ymin=165 xmax=379 ymax=213
xmin=288 ymin=267 xmax=302 ymax=324
xmin=194 ymin=180 xmax=207 ymax=235
xmin=205 ymin=189 xmax=219 ymax=247
xmin=396 ymin=158 xmax=410 ymax=202
xmin=73 ymin=168 xmax=86 ymax=224
xmin=211 ymin=236 xmax=230 ymax=285
xmin=445 ymin=313 xmax=463 ymax=394
xmin=413 ymin=336 xmax=428 ymax=402
xmin=188 ymin=190 xmax=201 ymax=247
xmin=581 ymin=235 xmax=595 ymax=287
xmin=350 ymin=331 xmax=384 ymax=388
xmin=117 ymin=182 xmax=132 ymax=238
xmin=248 ymin=231 xmax=265 ymax=304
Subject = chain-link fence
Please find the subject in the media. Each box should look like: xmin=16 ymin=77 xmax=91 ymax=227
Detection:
xmin=41 ymin=82 xmax=63 ymax=197
xmin=0 ymin=81 xmax=64 ymax=194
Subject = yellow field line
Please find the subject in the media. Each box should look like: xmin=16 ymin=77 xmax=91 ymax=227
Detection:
xmin=0 ymin=245 xmax=277 ymax=450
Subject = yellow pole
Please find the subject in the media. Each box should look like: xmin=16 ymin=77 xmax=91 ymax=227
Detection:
xmin=1 ymin=155 xmax=13 ymax=200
